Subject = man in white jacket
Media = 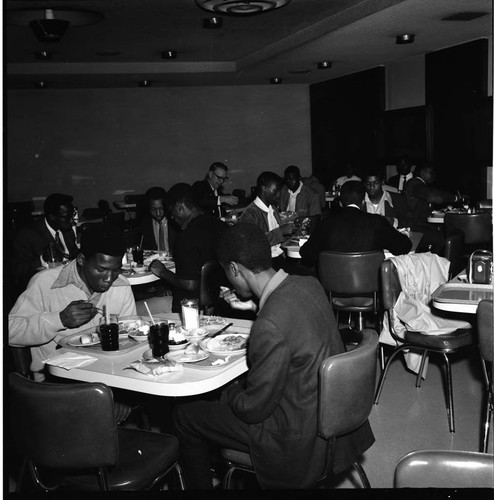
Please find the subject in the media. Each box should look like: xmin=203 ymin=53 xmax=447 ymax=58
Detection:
xmin=9 ymin=224 xmax=136 ymax=381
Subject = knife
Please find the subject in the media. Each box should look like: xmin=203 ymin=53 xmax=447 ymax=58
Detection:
xmin=202 ymin=322 xmax=233 ymax=341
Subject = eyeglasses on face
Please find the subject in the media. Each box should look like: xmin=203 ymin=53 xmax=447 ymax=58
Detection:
xmin=212 ymin=171 xmax=228 ymax=182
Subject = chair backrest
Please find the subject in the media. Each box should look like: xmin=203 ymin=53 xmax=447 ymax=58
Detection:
xmin=9 ymin=346 xmax=33 ymax=380
xmin=318 ymin=329 xmax=378 ymax=438
xmin=200 ymin=261 xmax=226 ymax=313
xmin=443 ymin=228 xmax=465 ymax=279
xmin=478 ymin=299 xmax=493 ymax=363
xmin=8 ymin=373 xmax=119 ymax=470
xmin=380 ymin=259 xmax=402 ymax=312
xmin=444 ymin=211 xmax=493 ymax=245
xmin=394 ymin=450 xmax=494 ymax=488
xmin=318 ymin=251 xmax=385 ymax=296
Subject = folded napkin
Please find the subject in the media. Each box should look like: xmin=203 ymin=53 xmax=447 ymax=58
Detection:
xmin=43 ymin=352 xmax=97 ymax=370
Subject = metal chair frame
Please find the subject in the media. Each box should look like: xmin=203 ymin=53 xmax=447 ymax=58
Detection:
xmin=374 ymin=259 xmax=475 ymax=433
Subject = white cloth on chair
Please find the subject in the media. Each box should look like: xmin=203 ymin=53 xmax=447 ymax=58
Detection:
xmin=379 ymin=253 xmax=472 ymax=376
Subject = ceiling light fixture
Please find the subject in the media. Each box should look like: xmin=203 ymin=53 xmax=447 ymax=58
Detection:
xmin=270 ymin=77 xmax=282 ymax=84
xmin=317 ymin=61 xmax=332 ymax=69
xmin=203 ymin=16 xmax=223 ymax=28
xmin=196 ymin=0 xmax=291 ymax=15
xmin=139 ymin=80 xmax=152 ymax=87
xmin=161 ymin=50 xmax=177 ymax=59
xmin=395 ymin=33 xmax=415 ymax=45
xmin=35 ymin=81 xmax=47 ymax=89
xmin=29 ymin=9 xmax=70 ymax=42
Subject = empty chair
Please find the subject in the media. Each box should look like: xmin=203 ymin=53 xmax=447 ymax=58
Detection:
xmin=374 ymin=260 xmax=475 ymax=433
xmin=199 ymin=260 xmax=227 ymax=315
xmin=444 ymin=211 xmax=492 ymax=253
xmin=394 ymin=450 xmax=494 ymax=488
xmin=318 ymin=251 xmax=385 ymax=332
xmin=478 ymin=299 xmax=493 ymax=453
xmin=443 ymin=229 xmax=465 ymax=279
xmin=8 ymin=373 xmax=185 ymax=492
xmin=221 ymin=329 xmax=378 ymax=489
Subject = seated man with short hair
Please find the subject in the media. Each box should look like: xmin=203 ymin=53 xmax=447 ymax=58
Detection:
xmin=173 ymin=223 xmax=375 ymax=489
xmin=9 ymin=224 xmax=136 ymax=381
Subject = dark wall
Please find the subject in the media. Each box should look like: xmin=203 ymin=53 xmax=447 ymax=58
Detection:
xmin=426 ymin=38 xmax=492 ymax=200
xmin=310 ymin=67 xmax=385 ymax=186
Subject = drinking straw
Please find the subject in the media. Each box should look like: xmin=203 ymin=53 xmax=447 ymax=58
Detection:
xmin=144 ymin=301 xmax=156 ymax=325
xmin=139 ymin=235 xmax=144 ymax=249
xmin=105 ymin=304 xmax=110 ymax=325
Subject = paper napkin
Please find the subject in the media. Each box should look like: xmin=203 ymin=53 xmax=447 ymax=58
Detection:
xmin=43 ymin=352 xmax=98 ymax=370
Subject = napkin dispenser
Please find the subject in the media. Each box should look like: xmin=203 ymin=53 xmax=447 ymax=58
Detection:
xmin=468 ymin=250 xmax=492 ymax=284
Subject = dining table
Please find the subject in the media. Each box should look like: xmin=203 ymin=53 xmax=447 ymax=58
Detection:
xmin=122 ymin=251 xmax=175 ymax=286
xmin=282 ymin=230 xmax=423 ymax=260
xmin=431 ymin=271 xmax=493 ymax=314
xmin=46 ymin=313 xmax=251 ymax=397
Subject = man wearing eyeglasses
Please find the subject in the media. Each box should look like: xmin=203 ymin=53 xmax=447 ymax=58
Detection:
xmin=192 ymin=162 xmax=239 ymax=218
xmin=10 ymin=193 xmax=80 ymax=302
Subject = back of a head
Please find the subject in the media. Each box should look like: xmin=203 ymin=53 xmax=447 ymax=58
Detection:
xmin=166 ymin=183 xmax=196 ymax=210
xmin=340 ymin=180 xmax=365 ymax=207
xmin=44 ymin=193 xmax=73 ymax=216
xmin=145 ymin=186 xmax=167 ymax=203
xmin=256 ymin=171 xmax=282 ymax=190
xmin=80 ymin=224 xmax=126 ymax=259
xmin=217 ymin=223 xmax=272 ymax=273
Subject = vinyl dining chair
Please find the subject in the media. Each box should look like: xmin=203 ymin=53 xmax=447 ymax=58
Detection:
xmin=443 ymin=229 xmax=465 ymax=280
xmin=199 ymin=260 xmax=227 ymax=315
xmin=221 ymin=329 xmax=378 ymax=489
xmin=318 ymin=251 xmax=385 ymax=333
xmin=8 ymin=373 xmax=185 ymax=492
xmin=374 ymin=260 xmax=476 ymax=433
xmin=444 ymin=211 xmax=493 ymax=254
xmin=394 ymin=450 xmax=494 ymax=488
xmin=478 ymin=299 xmax=493 ymax=453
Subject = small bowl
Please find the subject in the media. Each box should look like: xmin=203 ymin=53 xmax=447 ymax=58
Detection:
xmin=168 ymin=341 xmax=189 ymax=351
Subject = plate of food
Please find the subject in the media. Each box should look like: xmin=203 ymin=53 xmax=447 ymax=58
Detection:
xmin=67 ymin=332 xmax=100 ymax=347
xmin=199 ymin=315 xmax=226 ymax=326
xmin=200 ymin=333 xmax=249 ymax=356
xmin=168 ymin=326 xmax=189 ymax=350
xmin=118 ymin=317 xmax=151 ymax=339
xmin=164 ymin=350 xmax=210 ymax=363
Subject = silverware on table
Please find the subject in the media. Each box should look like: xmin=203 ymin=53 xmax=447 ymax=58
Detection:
xmin=185 ymin=322 xmax=233 ymax=354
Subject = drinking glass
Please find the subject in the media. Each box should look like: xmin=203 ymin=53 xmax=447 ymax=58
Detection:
xmin=132 ymin=246 xmax=144 ymax=265
xmin=149 ymin=322 xmax=170 ymax=358
xmin=181 ymin=298 xmax=199 ymax=330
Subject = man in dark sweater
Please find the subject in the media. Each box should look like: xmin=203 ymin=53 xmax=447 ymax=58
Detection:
xmin=148 ymin=183 xmax=226 ymax=312
xmin=173 ymin=223 xmax=374 ymax=488
xmin=300 ymin=181 xmax=412 ymax=269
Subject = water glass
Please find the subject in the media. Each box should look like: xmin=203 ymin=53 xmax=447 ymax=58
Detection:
xmin=181 ymin=298 xmax=199 ymax=330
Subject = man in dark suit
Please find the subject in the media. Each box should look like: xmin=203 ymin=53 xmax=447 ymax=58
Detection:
xmin=173 ymin=223 xmax=374 ymax=488
xmin=11 ymin=193 xmax=79 ymax=298
xmin=192 ymin=162 xmax=239 ymax=218
xmin=138 ymin=187 xmax=176 ymax=253
xmin=300 ymin=181 xmax=412 ymax=269
xmin=386 ymin=155 xmax=414 ymax=192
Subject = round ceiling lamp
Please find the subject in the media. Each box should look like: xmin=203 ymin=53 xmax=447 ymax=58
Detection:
xmin=195 ymin=1 xmax=291 ymax=16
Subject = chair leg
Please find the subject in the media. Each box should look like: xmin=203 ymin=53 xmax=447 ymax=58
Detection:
xmin=174 ymin=463 xmax=186 ymax=490
xmin=441 ymin=353 xmax=455 ymax=433
xmin=374 ymin=345 xmax=410 ymax=404
xmin=352 ymin=462 xmax=371 ymax=488
xmin=416 ymin=350 xmax=429 ymax=388
xmin=223 ymin=466 xmax=236 ymax=489
xmin=481 ymin=389 xmax=493 ymax=453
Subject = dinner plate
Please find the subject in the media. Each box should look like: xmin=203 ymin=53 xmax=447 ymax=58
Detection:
xmin=168 ymin=341 xmax=189 ymax=351
xmin=201 ymin=333 xmax=248 ymax=356
xmin=164 ymin=350 xmax=210 ymax=363
xmin=67 ymin=333 xmax=100 ymax=347
xmin=128 ymin=332 xmax=149 ymax=342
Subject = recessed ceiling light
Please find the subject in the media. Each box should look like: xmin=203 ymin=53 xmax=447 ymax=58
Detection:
xmin=195 ymin=0 xmax=291 ymax=15
xmin=35 ymin=50 xmax=52 ymax=60
xmin=270 ymin=77 xmax=282 ymax=84
xmin=161 ymin=50 xmax=177 ymax=59
xmin=35 ymin=81 xmax=47 ymax=89
xmin=203 ymin=16 xmax=223 ymax=28
xmin=317 ymin=61 xmax=332 ymax=69
xmin=396 ymin=34 xmax=415 ymax=45
xmin=139 ymin=80 xmax=152 ymax=87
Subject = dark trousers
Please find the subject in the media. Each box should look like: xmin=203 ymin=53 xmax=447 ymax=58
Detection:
xmin=173 ymin=399 xmax=251 ymax=489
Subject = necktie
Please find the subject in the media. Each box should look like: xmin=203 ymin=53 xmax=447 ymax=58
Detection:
xmin=54 ymin=231 xmax=67 ymax=259
xmin=399 ymin=175 xmax=407 ymax=192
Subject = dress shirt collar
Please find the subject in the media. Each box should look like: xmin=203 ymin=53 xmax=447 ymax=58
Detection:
xmin=253 ymin=196 xmax=271 ymax=212
xmin=44 ymin=218 xmax=57 ymax=238
xmin=258 ymin=269 xmax=289 ymax=311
